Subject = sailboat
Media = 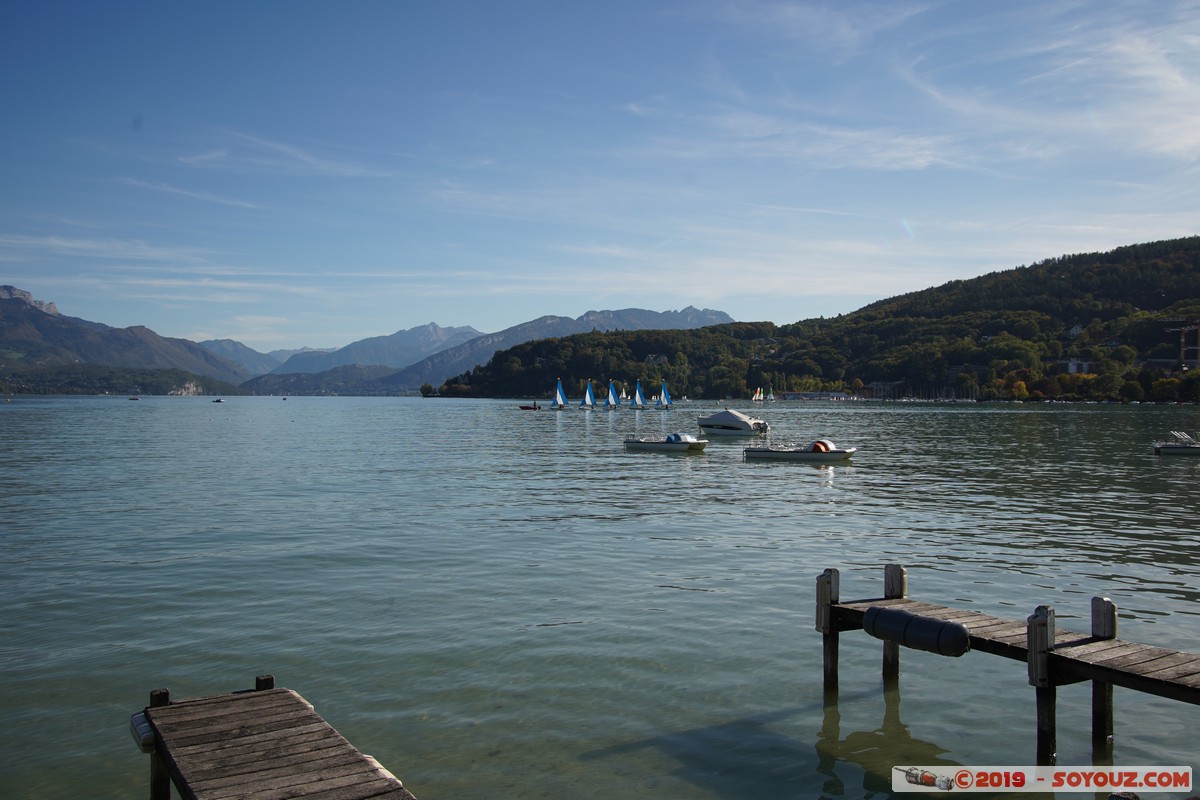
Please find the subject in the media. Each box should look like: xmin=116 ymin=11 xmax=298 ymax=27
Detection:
xmin=752 ymin=387 xmax=764 ymax=402
xmin=551 ymin=378 xmax=568 ymax=410
xmin=629 ymin=380 xmax=647 ymax=410
xmin=604 ymin=380 xmax=620 ymax=409
xmin=656 ymin=380 xmax=673 ymax=410
xmin=579 ymin=379 xmax=596 ymax=410
xmin=766 ymin=387 xmax=775 ymax=401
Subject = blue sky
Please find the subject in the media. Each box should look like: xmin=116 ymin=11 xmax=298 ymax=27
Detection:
xmin=2 ymin=1 xmax=1198 ymax=353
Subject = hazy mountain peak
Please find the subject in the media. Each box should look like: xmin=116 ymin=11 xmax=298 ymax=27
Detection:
xmin=0 ymin=286 xmax=59 ymax=315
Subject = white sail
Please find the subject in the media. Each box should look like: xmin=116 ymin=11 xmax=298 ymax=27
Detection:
xmin=630 ymin=380 xmax=647 ymax=409
xmin=580 ymin=379 xmax=596 ymax=409
xmin=605 ymin=381 xmax=620 ymax=408
xmin=752 ymin=387 xmax=764 ymax=402
xmin=656 ymin=380 xmax=673 ymax=409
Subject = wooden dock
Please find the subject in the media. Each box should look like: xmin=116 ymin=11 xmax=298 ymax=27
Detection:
xmin=817 ymin=565 xmax=1200 ymax=765
xmin=131 ymin=675 xmax=417 ymax=800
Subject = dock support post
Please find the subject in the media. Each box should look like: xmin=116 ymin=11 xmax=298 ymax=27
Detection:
xmin=882 ymin=565 xmax=907 ymax=683
xmin=816 ymin=568 xmax=840 ymax=692
xmin=1091 ymin=597 xmax=1117 ymax=757
xmin=149 ymin=688 xmax=170 ymax=800
xmin=1027 ymin=605 xmax=1057 ymax=765
xmin=256 ymin=674 xmax=275 ymax=691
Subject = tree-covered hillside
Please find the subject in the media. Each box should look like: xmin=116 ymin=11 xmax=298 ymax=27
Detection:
xmin=441 ymin=237 xmax=1200 ymax=403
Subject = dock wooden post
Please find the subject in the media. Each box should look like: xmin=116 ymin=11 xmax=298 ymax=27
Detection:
xmin=148 ymin=688 xmax=170 ymax=800
xmin=882 ymin=565 xmax=907 ymax=683
xmin=1027 ymin=605 xmax=1056 ymax=765
xmin=817 ymin=568 xmax=840 ymax=691
xmin=1091 ymin=597 xmax=1117 ymax=754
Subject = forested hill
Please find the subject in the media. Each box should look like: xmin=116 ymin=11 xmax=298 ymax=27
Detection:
xmin=442 ymin=236 xmax=1200 ymax=402
xmin=855 ymin=238 xmax=1199 ymax=320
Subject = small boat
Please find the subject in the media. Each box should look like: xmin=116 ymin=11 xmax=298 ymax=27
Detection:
xmin=752 ymin=387 xmax=764 ymax=402
xmin=604 ymin=380 xmax=621 ymax=409
xmin=624 ymin=432 xmax=708 ymax=453
xmin=580 ymin=379 xmax=597 ymax=410
xmin=697 ymin=408 xmax=769 ymax=436
xmin=629 ymin=380 xmax=648 ymax=410
xmin=212 ymin=398 xmax=224 ymax=403
xmin=656 ymin=380 xmax=673 ymax=410
xmin=550 ymin=378 xmax=568 ymax=410
xmin=518 ymin=403 xmax=541 ymax=411
xmin=744 ymin=440 xmax=856 ymax=461
xmin=1154 ymin=431 xmax=1200 ymax=456
xmin=128 ymin=396 xmax=140 ymax=401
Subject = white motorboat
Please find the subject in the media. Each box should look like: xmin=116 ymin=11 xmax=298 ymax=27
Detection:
xmin=1154 ymin=431 xmax=1200 ymax=456
xmin=624 ymin=432 xmax=709 ymax=453
xmin=697 ymin=408 xmax=769 ymax=436
xmin=744 ymin=439 xmax=856 ymax=462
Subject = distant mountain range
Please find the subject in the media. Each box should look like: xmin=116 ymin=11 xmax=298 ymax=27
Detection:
xmin=6 ymin=236 xmax=1200 ymax=400
xmin=381 ymin=307 xmax=734 ymax=388
xmin=0 ymin=288 xmax=249 ymax=385
xmin=267 ymin=323 xmax=483 ymax=374
xmin=0 ymin=284 xmax=734 ymax=394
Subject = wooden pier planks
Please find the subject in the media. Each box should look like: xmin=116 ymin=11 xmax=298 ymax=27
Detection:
xmin=830 ymin=595 xmax=1200 ymax=705
xmin=143 ymin=686 xmax=417 ymax=800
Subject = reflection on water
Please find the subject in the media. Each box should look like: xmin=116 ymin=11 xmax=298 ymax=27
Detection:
xmin=2 ymin=397 xmax=1199 ymax=799
xmin=579 ymin=682 xmax=961 ymax=798
xmin=817 ymin=685 xmax=958 ymax=799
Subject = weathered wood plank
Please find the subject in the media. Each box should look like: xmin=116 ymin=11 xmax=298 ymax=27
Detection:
xmin=1139 ymin=657 xmax=1200 ymax=681
xmin=820 ymin=566 xmax=1199 ymax=769
xmin=170 ymin=723 xmax=339 ymax=758
xmin=830 ymin=593 xmax=1200 ymax=706
xmin=144 ymin=685 xmax=417 ymax=800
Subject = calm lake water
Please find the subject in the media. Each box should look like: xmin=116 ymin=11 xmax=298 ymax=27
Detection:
xmin=1 ymin=396 xmax=1198 ymax=799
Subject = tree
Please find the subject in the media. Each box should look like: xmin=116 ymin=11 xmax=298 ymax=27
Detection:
xmin=1150 ymin=378 xmax=1181 ymax=402
xmin=1119 ymin=380 xmax=1145 ymax=402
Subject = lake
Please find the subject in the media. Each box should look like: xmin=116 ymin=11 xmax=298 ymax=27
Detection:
xmin=1 ymin=395 xmax=1198 ymax=798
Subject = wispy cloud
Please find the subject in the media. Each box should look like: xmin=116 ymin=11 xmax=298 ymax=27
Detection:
xmin=713 ymin=0 xmax=929 ymax=58
xmin=177 ymin=130 xmax=403 ymax=178
xmin=0 ymin=233 xmax=211 ymax=262
xmin=893 ymin=3 xmax=1200 ymax=161
xmin=121 ymin=178 xmax=261 ymax=208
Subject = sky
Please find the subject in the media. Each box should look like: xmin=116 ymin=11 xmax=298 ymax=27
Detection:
xmin=2 ymin=1 xmax=1199 ymax=353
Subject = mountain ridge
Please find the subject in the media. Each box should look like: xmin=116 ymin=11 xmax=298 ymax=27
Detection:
xmin=0 ymin=290 xmax=734 ymax=392
xmin=0 ymin=297 xmax=249 ymax=385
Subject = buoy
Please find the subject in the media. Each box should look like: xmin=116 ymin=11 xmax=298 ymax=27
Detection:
xmin=863 ymin=606 xmax=970 ymax=657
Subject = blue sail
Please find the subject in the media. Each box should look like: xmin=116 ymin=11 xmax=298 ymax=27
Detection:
xmin=656 ymin=380 xmax=673 ymax=409
xmin=630 ymin=380 xmax=647 ymax=409
xmin=552 ymin=378 xmax=568 ymax=410
xmin=605 ymin=381 xmax=619 ymax=408
xmin=580 ymin=379 xmax=596 ymax=409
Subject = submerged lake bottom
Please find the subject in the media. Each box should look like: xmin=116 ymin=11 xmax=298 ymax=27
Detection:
xmin=1 ymin=396 xmax=1198 ymax=798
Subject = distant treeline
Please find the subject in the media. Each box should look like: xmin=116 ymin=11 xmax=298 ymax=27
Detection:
xmin=438 ymin=237 xmax=1200 ymax=403
xmin=0 ymin=365 xmax=247 ymax=396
